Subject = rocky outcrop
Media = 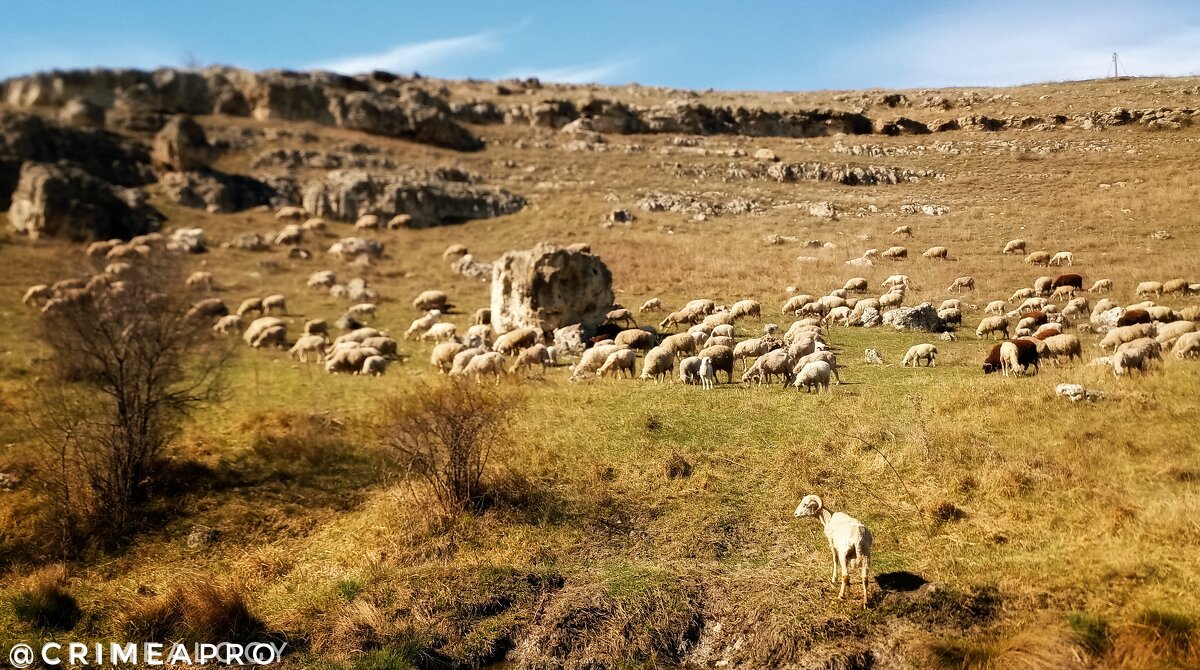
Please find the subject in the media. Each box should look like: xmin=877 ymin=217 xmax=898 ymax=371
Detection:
xmin=152 ymin=115 xmax=217 ymax=171
xmin=301 ymin=169 xmax=524 ymax=228
xmin=159 ymin=170 xmax=277 ymax=213
xmin=766 ymin=162 xmax=938 ymax=185
xmin=57 ymin=98 xmax=105 ymax=128
xmin=0 ymin=111 xmax=152 ymax=208
xmin=252 ymin=148 xmax=399 ymax=170
xmin=7 ymin=161 xmax=161 ymax=241
xmin=882 ymin=303 xmax=945 ymax=332
xmin=490 ymin=244 xmax=614 ymax=334
xmin=2 ymin=67 xmax=484 ymax=151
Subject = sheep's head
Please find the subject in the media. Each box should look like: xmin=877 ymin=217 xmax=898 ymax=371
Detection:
xmin=794 ymin=495 xmax=823 ymax=518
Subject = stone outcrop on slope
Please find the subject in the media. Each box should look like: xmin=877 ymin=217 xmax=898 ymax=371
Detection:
xmin=301 ymin=169 xmax=524 ymax=228
xmin=8 ymin=161 xmax=162 ymax=241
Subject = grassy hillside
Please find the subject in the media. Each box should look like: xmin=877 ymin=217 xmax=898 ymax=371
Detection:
xmin=1 ymin=75 xmax=1199 ymax=669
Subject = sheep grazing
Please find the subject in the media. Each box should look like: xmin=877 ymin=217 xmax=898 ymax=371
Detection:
xmin=697 ymin=357 xmax=717 ymax=390
xmin=1002 ymin=239 xmax=1027 ymax=255
xmin=1040 ymin=334 xmax=1082 ymax=364
xmin=901 ymin=343 xmax=938 ymax=367
xmin=1099 ymin=323 xmax=1154 ymax=351
xmin=1117 ymin=309 xmax=1151 ymax=327
xmin=679 ymin=356 xmax=703 ymax=384
xmin=615 ymin=328 xmax=657 ymax=351
xmin=420 ymin=322 xmax=458 ymax=343
xmin=984 ymin=300 xmax=1006 ymax=315
xmin=262 ymin=294 xmax=287 ymax=315
xmin=361 ymin=336 xmax=398 ymax=358
xmin=794 ymin=495 xmax=872 ymax=607
xmin=937 ymin=307 xmax=962 ymax=326
xmin=741 ymin=347 xmax=793 ymax=385
xmin=892 ymin=225 xmax=913 ymax=237
xmin=1112 ymin=347 xmax=1154 ymax=377
xmin=597 ymin=349 xmax=638 ymax=379
xmin=186 ymin=298 xmax=229 ymax=321
xmin=431 ymin=341 xmax=467 ymax=374
xmin=354 ymin=214 xmax=381 ymax=230
xmin=881 ymin=246 xmax=908 ymax=260
xmin=640 ymin=298 xmax=664 ymax=313
xmin=275 ymin=205 xmax=308 ymax=220
xmin=794 ymin=360 xmax=832 ymax=393
xmin=696 ymin=345 xmax=735 ymax=383
xmin=605 ymin=308 xmax=637 ymax=327
xmin=21 ymin=284 xmax=52 ymax=307
xmin=413 ymin=290 xmax=451 ymax=311
xmin=947 ymin=276 xmax=975 ymax=292
xmin=465 ymin=324 xmax=494 ymax=349
xmin=510 ymin=344 xmax=553 ymax=376
xmin=1161 ymin=278 xmax=1189 ymax=295
xmin=463 ymin=351 xmax=507 ymax=384
xmin=1024 ymin=251 xmax=1052 ymax=266
xmin=494 ymin=327 xmax=540 ymax=355
xmin=733 ymin=337 xmax=782 ymax=369
xmin=289 ymin=334 xmax=330 ymax=362
xmin=186 ymin=271 xmax=214 ymax=290
xmin=661 ymin=332 xmax=699 ymax=359
xmin=782 ymin=294 xmax=817 ymax=314
xmin=1156 ymin=321 xmax=1197 ymax=347
xmin=243 ymin=317 xmax=287 ymax=349
xmin=1135 ymin=281 xmax=1163 ymax=298
xmin=880 ymin=274 xmax=912 ymax=290
xmin=1048 ymin=251 xmax=1074 ymax=266
xmin=730 ymin=299 xmax=762 ymax=319
xmin=449 ymin=348 xmax=486 ymax=376
xmin=348 ymin=303 xmax=377 ymax=319
xmin=360 ymin=355 xmax=388 ymax=376
xmin=712 ymin=324 xmax=735 ymax=339
xmin=273 ymin=224 xmax=304 ymax=246
xmin=212 ymin=314 xmax=243 ymax=335
xmin=1000 ymin=340 xmax=1040 ymax=376
xmin=843 ymin=278 xmax=869 ymax=293
xmin=976 ymin=316 xmax=1009 ymax=339
xmin=1172 ymin=331 xmax=1200 ymax=359
xmin=922 ymin=246 xmax=949 ymax=260
xmin=471 ymin=308 xmax=492 ymax=326
xmin=404 ymin=310 xmax=443 ymax=340
xmin=572 ymin=344 xmax=625 ymax=381
xmin=795 ymin=351 xmax=841 ymax=384
xmin=640 ymin=346 xmax=675 ymax=382
xmin=982 ymin=339 xmax=1039 ymax=375
xmin=236 ymin=297 xmax=263 ymax=317
xmin=1089 ymin=279 xmax=1113 ymax=293
xmin=659 ymin=310 xmax=699 ymax=330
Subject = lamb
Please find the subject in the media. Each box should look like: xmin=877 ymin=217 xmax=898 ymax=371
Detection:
xmin=22 ymin=284 xmax=52 ymax=307
xmin=1025 ymin=251 xmax=1052 ymax=266
xmin=431 ymin=341 xmax=467 ymax=374
xmin=892 ymin=225 xmax=912 ymax=237
xmin=901 ymin=343 xmax=938 ymax=367
xmin=947 ymin=276 xmax=975 ymax=292
xmin=186 ymin=271 xmax=214 ymax=290
xmin=697 ymin=357 xmax=717 ymax=390
xmin=597 ymin=349 xmax=638 ymax=379
xmin=262 ymin=294 xmax=287 ymax=315
xmin=289 ymin=334 xmax=330 ymax=362
xmin=1171 ymin=331 xmax=1200 ymax=359
xmin=1041 ymin=334 xmax=1082 ymax=364
xmin=1002 ymin=239 xmax=1027 ymax=255
xmin=420 ymin=322 xmax=458 ymax=342
xmin=1048 ymin=251 xmax=1074 ymax=266
xmin=1099 ymin=323 xmax=1154 ymax=351
xmin=639 ymin=346 xmax=675 ymax=382
xmin=976 ymin=316 xmax=1009 ymax=339
xmin=212 ymin=314 xmax=243 ymax=335
xmin=696 ymin=345 xmax=735 ymax=383
xmin=1089 ymin=279 xmax=1113 ymax=293
xmin=793 ymin=360 xmax=833 ymax=393
xmin=463 ymin=351 xmax=507 ymax=384
xmin=404 ymin=310 xmax=443 ymax=340
xmin=606 ymin=308 xmax=637 ymax=327
xmin=1135 ymin=281 xmax=1163 ymax=297
xmin=984 ymin=300 xmax=1006 ymax=315
xmin=640 ymin=297 xmax=664 ymax=313
xmin=794 ymin=495 xmax=872 ymax=606
xmin=510 ymin=344 xmax=553 ymax=375
xmin=413 ymin=290 xmax=451 ymax=311
xmin=494 ymin=327 xmax=540 ymax=354
xmin=922 ymin=246 xmax=949 ymax=260
xmin=360 ymin=355 xmax=388 ymax=376
xmin=881 ymin=246 xmax=908 ymax=260
xmin=347 ymin=303 xmax=377 ymax=319
xmin=843 ymin=278 xmax=869 ymax=293
xmin=679 ymin=356 xmax=703 ymax=384
xmin=730 ymin=299 xmax=762 ymax=319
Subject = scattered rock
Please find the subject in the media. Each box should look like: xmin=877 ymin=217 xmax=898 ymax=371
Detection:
xmin=186 ymin=527 xmax=221 ymax=548
xmin=152 ymin=115 xmax=217 ymax=171
xmin=1055 ymin=383 xmax=1106 ymax=402
xmin=168 ymin=227 xmax=207 ymax=253
xmin=328 ymin=236 xmax=384 ymax=262
xmin=882 ymin=303 xmax=945 ymax=332
xmin=223 ymin=232 xmax=269 ymax=251
xmin=808 ymin=201 xmax=836 ymax=219
xmin=753 ymin=148 xmax=778 ymax=161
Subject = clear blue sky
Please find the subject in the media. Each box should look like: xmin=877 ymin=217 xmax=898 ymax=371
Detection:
xmin=2 ymin=1 xmax=1199 ymax=90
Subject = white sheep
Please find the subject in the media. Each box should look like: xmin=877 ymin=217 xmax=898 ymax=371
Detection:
xmin=793 ymin=360 xmax=832 ymax=393
xmin=597 ymin=349 xmax=638 ymax=379
xmin=640 ymin=297 xmax=664 ymax=313
xmin=186 ymin=271 xmax=214 ymax=290
xmin=781 ymin=294 xmax=817 ymax=314
xmin=843 ymin=278 xmax=869 ymax=293
xmin=360 ymin=355 xmax=388 ymax=376
xmin=212 ymin=314 xmax=243 ymax=335
xmin=901 ymin=343 xmax=938 ymax=367
xmin=947 ymin=276 xmax=975 ymax=292
xmin=1112 ymin=347 xmax=1153 ymax=377
xmin=864 ymin=348 xmax=884 ymax=364
xmin=976 ymin=316 xmax=1009 ymax=339
xmin=729 ymin=299 xmax=762 ymax=319
xmin=1002 ymin=239 xmax=1026 ymax=255
xmin=348 ymin=303 xmax=377 ymax=319
xmin=1089 ymin=279 xmax=1113 ymax=293
xmin=510 ymin=344 xmax=553 ymax=376
xmin=431 ymin=341 xmax=467 ymax=374
xmin=1171 ymin=332 xmax=1200 ymax=359
xmin=984 ymin=300 xmax=1006 ymax=315
xmin=1048 ymin=251 xmax=1074 ymax=266
xmin=404 ymin=310 xmax=443 ymax=340
xmin=1155 ymin=321 xmax=1196 ymax=347
xmin=1041 ymin=334 xmax=1082 ymax=364
xmin=449 ymin=347 xmax=486 ymax=376
xmin=236 ymin=297 xmax=263 ymax=317
xmin=462 ymin=351 xmax=506 ymax=384
xmin=493 ymin=327 xmax=540 ymax=355
xmin=922 ymin=246 xmax=949 ymax=260
xmin=697 ymin=357 xmax=717 ymax=389
xmin=243 ymin=317 xmax=286 ymax=348
xmin=421 ymin=322 xmax=458 ymax=342
xmin=794 ymin=495 xmax=872 ymax=606
xmin=1135 ymin=281 xmax=1163 ymax=297
xmin=639 ymin=346 xmax=675 ymax=382
xmin=289 ymin=334 xmax=330 ymax=362
xmin=262 ymin=294 xmax=287 ymax=315
xmin=571 ymin=344 xmax=624 ymax=381
xmin=678 ymin=356 xmax=702 ymax=384
xmin=880 ymin=274 xmax=912 ymax=290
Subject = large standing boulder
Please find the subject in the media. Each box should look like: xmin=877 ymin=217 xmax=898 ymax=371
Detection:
xmin=882 ymin=303 xmax=945 ymax=332
xmin=152 ymin=115 xmax=216 ymax=171
xmin=7 ymin=161 xmax=161 ymax=241
xmin=491 ymin=244 xmax=614 ymax=334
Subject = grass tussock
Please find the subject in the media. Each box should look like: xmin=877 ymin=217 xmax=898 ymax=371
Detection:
xmin=8 ymin=564 xmax=81 ymax=632
xmin=915 ymin=621 xmax=1086 ymax=670
xmin=1100 ymin=609 xmax=1200 ymax=669
xmin=245 ymin=410 xmax=356 ymax=470
xmin=123 ymin=580 xmax=267 ymax=644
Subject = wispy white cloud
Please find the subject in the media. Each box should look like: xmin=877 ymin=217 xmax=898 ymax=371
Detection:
xmin=312 ymin=31 xmax=502 ymax=74
xmin=501 ymin=59 xmax=636 ymax=84
xmin=840 ymin=4 xmax=1200 ymax=87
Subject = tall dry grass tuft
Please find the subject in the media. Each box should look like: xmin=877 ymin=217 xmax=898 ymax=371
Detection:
xmin=1100 ymin=609 xmax=1200 ymax=669
xmin=123 ymin=580 xmax=267 ymax=644
xmin=915 ymin=621 xmax=1085 ymax=670
xmin=8 ymin=564 xmax=81 ymax=631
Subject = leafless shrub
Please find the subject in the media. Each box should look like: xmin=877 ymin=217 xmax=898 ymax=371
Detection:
xmin=379 ymin=380 xmax=517 ymax=516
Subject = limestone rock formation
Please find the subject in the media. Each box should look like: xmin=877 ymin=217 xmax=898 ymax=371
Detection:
xmin=152 ymin=115 xmax=217 ymax=171
xmin=491 ymin=244 xmax=614 ymax=334
xmin=159 ymin=171 xmax=276 ymax=213
xmin=57 ymin=98 xmax=105 ymax=128
xmin=301 ymin=169 xmax=524 ymax=228
xmin=7 ymin=161 xmax=161 ymax=241
xmin=882 ymin=303 xmax=945 ymax=332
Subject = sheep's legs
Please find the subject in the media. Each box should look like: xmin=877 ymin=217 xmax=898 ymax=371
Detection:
xmin=830 ymin=546 xmax=839 ymax=584
xmin=837 ymin=554 xmax=850 ymax=599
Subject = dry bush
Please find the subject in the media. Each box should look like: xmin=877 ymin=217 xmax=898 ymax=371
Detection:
xmin=29 ymin=257 xmax=227 ymax=552
xmin=123 ymin=580 xmax=267 ymax=644
xmin=915 ymin=621 xmax=1085 ymax=670
xmin=1100 ymin=609 xmax=1200 ymax=669
xmin=379 ymin=380 xmax=518 ymax=516
xmin=8 ymin=564 xmax=81 ymax=631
